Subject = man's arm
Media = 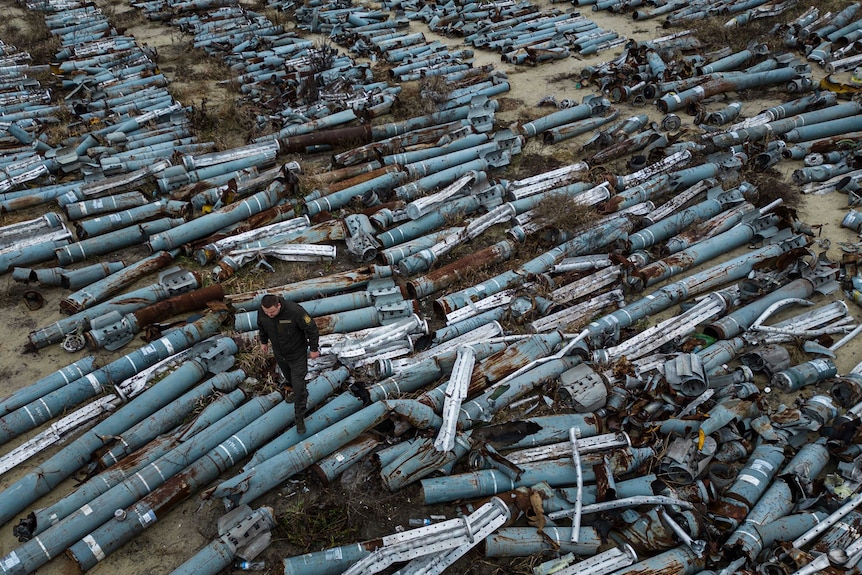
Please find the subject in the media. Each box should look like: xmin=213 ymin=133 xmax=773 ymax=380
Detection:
xmin=256 ymin=311 xmax=269 ymax=352
xmin=297 ymin=305 xmax=320 ymax=358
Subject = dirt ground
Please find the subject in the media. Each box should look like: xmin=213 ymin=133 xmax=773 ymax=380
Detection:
xmin=0 ymin=0 xmax=860 ymax=574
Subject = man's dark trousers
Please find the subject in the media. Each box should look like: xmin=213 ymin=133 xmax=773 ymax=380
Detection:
xmin=276 ymin=353 xmax=308 ymax=423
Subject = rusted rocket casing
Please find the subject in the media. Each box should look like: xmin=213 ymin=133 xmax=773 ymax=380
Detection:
xmin=84 ymin=284 xmax=225 ymax=351
xmin=60 ymin=251 xmax=182 ymax=314
xmin=406 ymin=239 xmax=517 ymax=299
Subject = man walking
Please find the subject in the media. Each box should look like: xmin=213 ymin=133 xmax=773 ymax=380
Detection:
xmin=257 ymin=294 xmax=320 ymax=434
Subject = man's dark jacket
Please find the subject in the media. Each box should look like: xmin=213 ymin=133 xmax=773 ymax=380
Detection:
xmin=257 ymin=297 xmax=320 ymax=360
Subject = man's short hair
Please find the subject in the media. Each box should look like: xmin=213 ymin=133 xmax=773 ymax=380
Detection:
xmin=261 ymin=294 xmax=279 ymax=308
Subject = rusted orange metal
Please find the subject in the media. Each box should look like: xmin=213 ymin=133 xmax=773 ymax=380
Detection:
xmin=327 ymin=164 xmax=404 ymax=193
xmin=132 ymin=284 xmax=225 ymax=327
xmin=279 ymin=124 xmax=374 ymax=153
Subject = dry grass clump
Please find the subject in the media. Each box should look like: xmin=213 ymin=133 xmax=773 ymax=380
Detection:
xmin=219 ymin=268 xmax=271 ymax=295
xmin=419 ymin=74 xmax=450 ymax=102
xmin=298 ymin=167 xmax=334 ymax=198
xmin=187 ymin=98 xmax=257 ymax=150
xmin=278 ymin=494 xmax=360 ymax=551
xmin=390 ymin=74 xmax=450 ymax=120
xmin=234 ymin=341 xmax=273 ymax=383
xmin=798 ymin=0 xmax=854 ymax=14
xmin=505 ymin=149 xmax=570 ymax=181
xmin=495 ymin=97 xmax=525 ymax=113
xmin=743 ymin=169 xmax=801 ymax=210
xmin=261 ymin=7 xmax=290 ymax=29
xmin=532 ymin=193 xmax=602 ymax=235
xmin=678 ymin=0 xmax=849 ymax=56
xmin=101 ymin=6 xmax=146 ymax=31
xmin=0 ymin=10 xmax=59 ymax=64
xmin=688 ymin=16 xmax=776 ymax=54
xmin=40 ymin=106 xmax=78 ymax=147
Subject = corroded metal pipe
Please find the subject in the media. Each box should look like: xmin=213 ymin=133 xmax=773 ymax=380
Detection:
xmin=85 ymin=284 xmax=225 ymax=351
xmin=60 ymin=251 xmax=183 ymax=314
xmin=657 ymin=67 xmax=806 ymax=113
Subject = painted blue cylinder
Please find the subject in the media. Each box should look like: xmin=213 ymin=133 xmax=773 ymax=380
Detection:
xmin=392 ymin=157 xmax=489 ymax=202
xmin=843 ymin=209 xmax=862 ymax=232
xmin=377 ymin=195 xmax=482 ymax=248
xmin=586 ymin=235 xmax=807 ymax=338
xmin=147 ymin=187 xmax=281 ymax=252
xmin=725 ymin=441 xmax=830 ymax=557
xmin=369 ymin=101 xmax=498 ymax=141
xmin=381 ymin=133 xmax=488 ymax=166
xmin=552 ymin=474 xmax=661 ymax=512
xmin=61 ymin=250 xmax=184 ymax=314
xmin=421 ymin=446 xmax=655 ymax=504
xmin=13 ymin=265 xmax=60 ymax=285
xmin=263 ymin=108 xmax=359 ymax=141
xmin=70 ymin=394 xmax=293 ymax=571
xmin=431 ymin=308 xmax=507 ymax=343
xmin=704 ymin=277 xmax=816 ymax=339
xmin=763 ymin=91 xmax=839 ymax=121
xmin=380 ymin=433 xmax=471 ymax=490
xmin=28 ymin=366 xmax=243 ymax=536
xmin=408 ymin=239 xmax=517 ymax=300
xmin=612 ymin=545 xmax=704 ymax=575
xmin=658 ymin=67 xmax=801 ymax=113
xmin=225 ymin=265 xmax=393 ymax=312
xmin=422 ymin=333 xmax=565 ymax=413
xmin=664 ymin=203 xmax=755 ymax=255
xmin=377 ymin=228 xmax=460 ymax=266
xmin=772 ymin=358 xmax=837 ymax=392
xmin=28 ymin=276 xmax=200 ymax=351
xmin=544 ymin=111 xmax=619 ymax=143
xmin=697 ymin=49 xmax=753 ymax=75
xmin=75 ymin=200 xmax=189 ymax=239
xmin=0 ymin=393 xmax=279 ymax=575
xmin=302 ymin=170 xmax=408 ymax=217
xmin=0 ymin=238 xmax=71 ymax=274
xmin=520 ymin=99 xmax=608 ymax=137
xmin=60 ymin=192 xmax=145 ymax=218
xmin=0 ymin=312 xmax=227 ymax=527
xmin=496 ymin=413 xmax=602 ymax=449
xmin=439 ymin=81 xmax=510 ymax=109
xmin=434 ymin=216 xmax=632 ymax=317
xmin=217 ymin=399 xmax=440 ymax=507
xmin=0 ymin=357 xmax=97 ymax=417
xmin=96 ymin=370 xmax=245 ymax=469
xmin=233 ymin=367 xmax=353 ymax=469
xmin=710 ymin=101 xmax=861 ymax=149
xmin=484 ymin=526 xmax=603 ymax=557
xmin=733 ymin=512 xmax=826 ymax=561
xmin=61 ymin=261 xmax=127 ymax=290
xmin=235 ymin=287 xmax=382 ymax=328
xmin=784 ymin=114 xmax=862 ymax=143
xmin=632 ymin=216 xmax=780 ymax=291
xmin=697 ymin=337 xmax=747 ymax=375
xmin=166 ymin=507 xmax=276 ymax=575
xmin=55 ymin=218 xmax=182 ymax=265
xmin=627 ymin=189 xmax=740 ymax=251
xmin=0 ymin=181 xmax=83 ymax=213
xmin=282 ymin=543 xmax=372 ymax=575
xmin=313 ymin=434 xmax=379 ymax=484
xmin=713 ymin=442 xmax=786 ymax=529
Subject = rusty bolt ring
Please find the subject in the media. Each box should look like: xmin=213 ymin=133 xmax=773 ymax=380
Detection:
xmin=22 ymin=290 xmax=44 ymax=311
